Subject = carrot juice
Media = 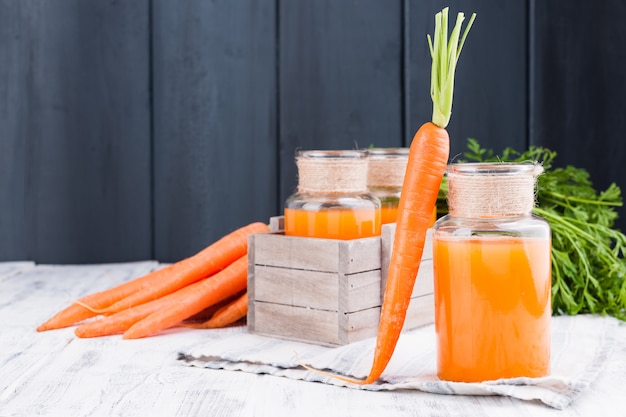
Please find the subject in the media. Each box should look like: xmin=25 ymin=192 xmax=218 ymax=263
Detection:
xmin=284 ymin=207 xmax=381 ymax=240
xmin=433 ymin=235 xmax=551 ymax=382
xmin=380 ymin=200 xmax=399 ymax=225
xmin=379 ymin=201 xmax=436 ymax=225
xmin=367 ymin=148 xmax=408 ymax=225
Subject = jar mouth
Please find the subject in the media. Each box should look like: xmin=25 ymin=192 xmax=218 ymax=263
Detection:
xmin=296 ymin=149 xmax=367 ymax=160
xmin=447 ymin=162 xmax=542 ymax=176
xmin=367 ymin=147 xmax=409 ymax=159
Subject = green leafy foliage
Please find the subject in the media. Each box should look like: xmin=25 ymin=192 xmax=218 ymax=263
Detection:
xmin=436 ymin=138 xmax=626 ymax=320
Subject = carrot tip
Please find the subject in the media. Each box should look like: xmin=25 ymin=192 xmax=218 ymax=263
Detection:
xmin=36 ymin=321 xmax=68 ymax=332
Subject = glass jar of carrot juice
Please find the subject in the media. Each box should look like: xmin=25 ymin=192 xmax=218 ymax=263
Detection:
xmin=284 ymin=150 xmax=381 ymax=240
xmin=432 ymin=162 xmax=551 ymax=382
xmin=367 ymin=148 xmax=408 ymax=225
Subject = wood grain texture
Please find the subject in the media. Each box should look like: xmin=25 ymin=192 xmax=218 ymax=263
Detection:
xmin=252 ymin=233 xmax=382 ymax=274
xmin=253 ymin=266 xmax=381 ymax=313
xmin=252 ymin=301 xmax=351 ymax=346
xmin=152 ymin=0 xmax=278 ymax=262
xmin=0 ymin=1 xmax=152 ymax=263
xmin=254 ymin=266 xmax=344 ymax=310
xmin=530 ymin=0 xmax=626 ymax=230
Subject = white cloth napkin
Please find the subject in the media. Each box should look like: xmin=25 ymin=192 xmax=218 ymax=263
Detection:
xmin=177 ymin=314 xmax=617 ymax=410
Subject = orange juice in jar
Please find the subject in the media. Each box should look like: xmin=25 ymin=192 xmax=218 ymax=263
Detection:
xmin=367 ymin=147 xmax=437 ymax=225
xmin=367 ymin=148 xmax=408 ymax=225
xmin=433 ymin=162 xmax=551 ymax=382
xmin=284 ymin=150 xmax=381 ymax=240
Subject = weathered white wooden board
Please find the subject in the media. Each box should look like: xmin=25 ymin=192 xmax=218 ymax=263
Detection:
xmin=0 ymin=262 xmax=624 ymax=416
xmin=253 ymin=266 xmax=381 ymax=311
xmin=0 ymin=261 xmax=35 ymax=281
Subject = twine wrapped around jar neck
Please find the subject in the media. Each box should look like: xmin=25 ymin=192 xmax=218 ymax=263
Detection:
xmin=367 ymin=148 xmax=409 ymax=188
xmin=447 ymin=163 xmax=543 ymax=218
xmin=296 ymin=150 xmax=369 ymax=194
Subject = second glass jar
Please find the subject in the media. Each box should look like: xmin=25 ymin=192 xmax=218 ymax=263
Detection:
xmin=366 ymin=147 xmax=409 ymax=224
xmin=433 ymin=162 xmax=552 ymax=382
xmin=284 ymin=150 xmax=381 ymax=240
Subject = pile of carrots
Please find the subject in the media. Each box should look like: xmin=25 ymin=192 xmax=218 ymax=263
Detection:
xmin=37 ymin=222 xmax=269 ymax=339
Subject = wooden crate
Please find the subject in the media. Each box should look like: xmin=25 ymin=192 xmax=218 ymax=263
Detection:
xmin=247 ymin=216 xmax=434 ymax=346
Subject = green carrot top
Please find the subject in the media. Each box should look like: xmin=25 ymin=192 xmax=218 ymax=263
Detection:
xmin=428 ymin=7 xmax=476 ymax=129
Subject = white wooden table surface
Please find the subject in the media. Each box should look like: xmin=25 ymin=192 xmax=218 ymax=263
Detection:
xmin=1 ymin=261 xmax=625 ymax=417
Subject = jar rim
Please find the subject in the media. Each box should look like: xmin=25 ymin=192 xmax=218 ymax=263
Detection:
xmin=296 ymin=149 xmax=368 ymax=160
xmin=447 ymin=162 xmax=542 ymax=176
xmin=367 ymin=147 xmax=409 ymax=158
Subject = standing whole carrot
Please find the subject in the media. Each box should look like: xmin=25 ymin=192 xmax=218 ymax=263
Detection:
xmin=309 ymin=7 xmax=474 ymax=385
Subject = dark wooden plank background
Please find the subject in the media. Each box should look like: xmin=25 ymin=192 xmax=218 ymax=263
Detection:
xmin=278 ymin=0 xmax=404 ymax=203
xmin=407 ymin=0 xmax=529 ymax=157
xmin=151 ymin=0 xmax=277 ymax=262
xmin=0 ymin=1 xmax=152 ymax=263
xmin=530 ymin=0 xmax=626 ymax=215
xmin=0 ymin=0 xmax=624 ymax=264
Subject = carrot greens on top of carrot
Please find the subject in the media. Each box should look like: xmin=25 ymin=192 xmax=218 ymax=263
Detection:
xmin=298 ymin=7 xmax=475 ymax=385
xmin=428 ymin=8 xmax=476 ymax=129
xmin=355 ymin=6 xmax=475 ymax=385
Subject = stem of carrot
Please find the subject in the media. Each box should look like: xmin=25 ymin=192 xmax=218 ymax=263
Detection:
xmin=427 ymin=7 xmax=476 ymax=129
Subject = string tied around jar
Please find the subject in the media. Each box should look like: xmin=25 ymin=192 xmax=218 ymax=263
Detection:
xmin=366 ymin=148 xmax=409 ymax=189
xmin=296 ymin=150 xmax=369 ymax=194
xmin=446 ymin=162 xmax=543 ymax=218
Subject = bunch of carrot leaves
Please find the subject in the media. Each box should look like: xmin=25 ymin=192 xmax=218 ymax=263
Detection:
xmin=436 ymin=138 xmax=626 ymax=320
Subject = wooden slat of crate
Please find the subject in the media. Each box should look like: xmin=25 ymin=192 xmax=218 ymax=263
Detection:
xmin=341 ymin=307 xmax=383 ymax=344
xmin=252 ymin=301 xmax=381 ymax=346
xmin=252 ymin=232 xmax=381 ymax=275
xmin=251 ymin=294 xmax=433 ymax=346
xmin=252 ymin=266 xmax=380 ymax=312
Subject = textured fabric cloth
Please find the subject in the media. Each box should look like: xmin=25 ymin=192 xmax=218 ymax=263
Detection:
xmin=178 ymin=315 xmax=618 ymax=410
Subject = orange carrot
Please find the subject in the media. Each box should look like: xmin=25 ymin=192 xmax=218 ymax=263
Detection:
xmin=99 ymin=222 xmax=266 ymax=315
xmin=122 ymin=255 xmax=249 ymax=339
xmin=355 ymin=7 xmax=475 ymax=385
xmin=303 ymin=8 xmax=474 ymax=385
xmin=36 ymin=266 xmax=171 ymax=332
xmin=74 ymin=285 xmax=180 ymax=338
xmin=184 ymin=292 xmax=248 ymax=329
